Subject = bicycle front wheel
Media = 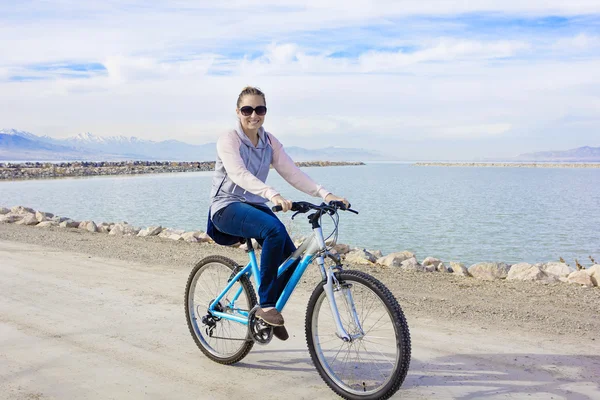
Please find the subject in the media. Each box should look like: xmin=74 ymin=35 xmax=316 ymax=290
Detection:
xmin=305 ymin=270 xmax=411 ymax=400
xmin=185 ymin=255 xmax=257 ymax=364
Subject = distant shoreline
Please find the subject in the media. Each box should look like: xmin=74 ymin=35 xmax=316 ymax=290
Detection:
xmin=415 ymin=162 xmax=600 ymax=169
xmin=0 ymin=160 xmax=365 ymax=181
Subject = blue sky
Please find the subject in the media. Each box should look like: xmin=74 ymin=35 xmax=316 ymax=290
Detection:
xmin=1 ymin=1 xmax=599 ymax=159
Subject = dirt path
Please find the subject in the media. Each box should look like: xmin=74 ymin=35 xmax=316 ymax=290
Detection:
xmin=1 ymin=239 xmax=599 ymax=399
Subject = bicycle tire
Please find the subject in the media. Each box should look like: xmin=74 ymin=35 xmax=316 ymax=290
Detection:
xmin=305 ymin=270 xmax=411 ymax=400
xmin=185 ymin=255 xmax=257 ymax=364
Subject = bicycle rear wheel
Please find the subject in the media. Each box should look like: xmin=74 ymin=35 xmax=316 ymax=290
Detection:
xmin=305 ymin=270 xmax=411 ymax=400
xmin=185 ymin=255 xmax=257 ymax=364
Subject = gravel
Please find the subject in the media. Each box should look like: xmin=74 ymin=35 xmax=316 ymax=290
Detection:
xmin=2 ymin=222 xmax=599 ymax=340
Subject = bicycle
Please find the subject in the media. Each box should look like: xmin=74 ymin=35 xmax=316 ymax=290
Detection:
xmin=185 ymin=201 xmax=411 ymax=400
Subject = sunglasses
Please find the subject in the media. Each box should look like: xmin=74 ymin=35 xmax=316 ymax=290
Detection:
xmin=239 ymin=105 xmax=267 ymax=116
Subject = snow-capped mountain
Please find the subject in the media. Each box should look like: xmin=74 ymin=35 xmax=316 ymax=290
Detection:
xmin=0 ymin=128 xmax=386 ymax=162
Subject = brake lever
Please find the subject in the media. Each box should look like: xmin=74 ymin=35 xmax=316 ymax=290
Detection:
xmin=291 ymin=211 xmax=302 ymax=220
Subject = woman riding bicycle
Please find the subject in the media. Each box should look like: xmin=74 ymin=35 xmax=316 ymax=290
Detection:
xmin=208 ymin=86 xmax=349 ymax=341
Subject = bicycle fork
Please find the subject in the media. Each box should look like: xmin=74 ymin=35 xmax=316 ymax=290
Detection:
xmin=322 ymin=265 xmax=365 ymax=342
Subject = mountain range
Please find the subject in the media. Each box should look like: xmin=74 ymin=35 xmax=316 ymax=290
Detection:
xmin=0 ymin=129 xmax=385 ymax=162
xmin=515 ymin=146 xmax=600 ymax=162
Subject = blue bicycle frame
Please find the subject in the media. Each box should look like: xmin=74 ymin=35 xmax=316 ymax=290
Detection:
xmin=207 ymin=235 xmax=320 ymax=325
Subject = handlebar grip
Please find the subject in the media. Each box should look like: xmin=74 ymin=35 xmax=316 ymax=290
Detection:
xmin=272 ymin=202 xmax=301 ymax=212
xmin=272 ymin=205 xmax=283 ymax=212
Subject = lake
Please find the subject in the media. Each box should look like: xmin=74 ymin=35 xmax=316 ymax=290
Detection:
xmin=1 ymin=163 xmax=599 ymax=266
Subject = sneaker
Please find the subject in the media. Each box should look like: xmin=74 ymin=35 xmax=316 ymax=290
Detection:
xmin=273 ymin=326 xmax=289 ymax=341
xmin=256 ymin=308 xmax=284 ymax=326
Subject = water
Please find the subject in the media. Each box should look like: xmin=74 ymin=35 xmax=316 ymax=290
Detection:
xmin=1 ymin=163 xmax=599 ymax=266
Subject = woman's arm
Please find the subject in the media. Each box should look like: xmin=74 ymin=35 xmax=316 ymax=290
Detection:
xmin=217 ymin=132 xmax=280 ymax=200
xmin=268 ymin=133 xmax=331 ymax=199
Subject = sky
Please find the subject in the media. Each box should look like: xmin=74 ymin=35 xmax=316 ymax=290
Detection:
xmin=1 ymin=1 xmax=599 ymax=160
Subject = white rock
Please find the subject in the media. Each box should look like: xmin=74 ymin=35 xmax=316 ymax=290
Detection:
xmin=168 ymin=234 xmax=183 ymax=241
xmin=181 ymin=232 xmax=200 ymax=242
xmin=11 ymin=206 xmax=35 ymax=214
xmin=377 ymin=251 xmax=415 ymax=267
xmin=567 ymin=270 xmax=594 ymax=287
xmin=35 ymin=211 xmax=54 ymax=222
xmin=194 ymin=232 xmax=212 ymax=243
xmin=332 ymin=243 xmax=351 ymax=255
xmin=400 ymin=257 xmax=424 ymax=272
xmin=138 ymin=226 xmax=163 ymax=237
xmin=422 ymin=257 xmax=442 ymax=268
xmin=541 ymin=262 xmax=575 ymax=278
xmin=345 ymin=249 xmax=377 ymax=265
xmin=78 ymin=221 xmax=90 ymax=229
xmin=436 ymin=262 xmax=450 ymax=273
xmin=108 ymin=224 xmax=125 ymax=236
xmin=507 ymin=263 xmax=547 ymax=281
xmin=37 ymin=221 xmax=59 ymax=228
xmin=450 ymin=262 xmax=470 ymax=276
xmin=1 ymin=207 xmax=11 ymax=214
xmin=51 ymin=216 xmax=69 ymax=223
xmin=86 ymin=221 xmax=98 ymax=233
xmin=369 ymin=249 xmax=383 ymax=258
xmin=468 ymin=262 xmax=510 ymax=281
xmin=158 ymin=228 xmax=185 ymax=238
xmin=0 ymin=214 xmax=21 ymax=223
xmin=59 ymin=220 xmax=80 ymax=228
xmin=424 ymin=264 xmax=436 ymax=272
xmin=98 ymin=225 xmax=110 ymax=234
xmin=586 ymin=265 xmax=600 ymax=286
xmin=15 ymin=213 xmax=38 ymax=226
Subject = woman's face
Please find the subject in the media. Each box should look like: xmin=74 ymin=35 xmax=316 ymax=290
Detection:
xmin=236 ymin=95 xmax=266 ymax=132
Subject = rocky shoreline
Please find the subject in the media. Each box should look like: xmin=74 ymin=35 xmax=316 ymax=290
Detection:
xmin=0 ymin=160 xmax=364 ymax=180
xmin=2 ymin=204 xmax=598 ymax=289
xmin=416 ymin=162 xmax=600 ymax=168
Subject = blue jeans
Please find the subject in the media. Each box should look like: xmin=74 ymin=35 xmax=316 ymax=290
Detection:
xmin=212 ymin=202 xmax=296 ymax=307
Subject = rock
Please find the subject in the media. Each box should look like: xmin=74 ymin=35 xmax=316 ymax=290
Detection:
xmin=450 ymin=262 xmax=470 ymax=276
xmin=15 ymin=213 xmax=38 ymax=226
xmin=0 ymin=214 xmax=21 ymax=223
xmin=181 ymin=232 xmax=200 ymax=242
xmin=345 ymin=249 xmax=377 ymax=265
xmin=377 ymin=251 xmax=415 ymax=267
xmin=507 ymin=263 xmax=547 ymax=281
xmin=138 ymin=226 xmax=163 ymax=237
xmin=86 ymin=221 xmax=98 ymax=233
xmin=333 ymin=243 xmax=351 ymax=255
xmin=468 ymin=262 xmax=510 ymax=281
xmin=108 ymin=223 xmax=125 ymax=236
xmin=59 ymin=220 xmax=80 ymax=228
xmin=424 ymin=264 xmax=437 ymax=272
xmin=11 ymin=206 xmax=35 ymax=214
xmin=369 ymin=249 xmax=383 ymax=258
xmin=1 ymin=207 xmax=11 ymax=214
xmin=168 ymin=234 xmax=183 ymax=241
xmin=422 ymin=257 xmax=442 ymax=268
xmin=98 ymin=225 xmax=110 ymax=234
xmin=78 ymin=221 xmax=90 ymax=229
xmin=158 ymin=228 xmax=185 ymax=238
xmin=35 ymin=211 xmax=54 ymax=222
xmin=586 ymin=265 xmax=600 ymax=286
xmin=194 ymin=232 xmax=212 ymax=243
xmin=541 ymin=262 xmax=575 ymax=278
xmin=400 ymin=257 xmax=424 ymax=272
xmin=239 ymin=239 xmax=261 ymax=251
xmin=109 ymin=223 xmax=140 ymax=236
xmin=436 ymin=262 xmax=450 ymax=273
xmin=37 ymin=221 xmax=59 ymax=228
xmin=51 ymin=216 xmax=69 ymax=223
xmin=567 ymin=270 xmax=594 ymax=287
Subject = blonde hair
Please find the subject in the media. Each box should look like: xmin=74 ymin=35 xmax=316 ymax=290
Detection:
xmin=237 ymin=86 xmax=266 ymax=108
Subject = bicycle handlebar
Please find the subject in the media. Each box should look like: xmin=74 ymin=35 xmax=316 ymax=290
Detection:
xmin=271 ymin=201 xmax=358 ymax=214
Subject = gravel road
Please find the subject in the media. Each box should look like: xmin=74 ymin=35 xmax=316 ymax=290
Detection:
xmin=1 ymin=223 xmax=599 ymax=399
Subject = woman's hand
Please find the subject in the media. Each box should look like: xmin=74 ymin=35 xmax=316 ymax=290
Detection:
xmin=325 ymin=193 xmax=350 ymax=208
xmin=271 ymin=194 xmax=293 ymax=212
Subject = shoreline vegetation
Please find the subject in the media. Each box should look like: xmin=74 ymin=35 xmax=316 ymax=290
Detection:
xmin=0 ymin=160 xmax=364 ymax=181
xmin=2 ymin=204 xmax=599 ymax=289
xmin=415 ymin=162 xmax=600 ymax=168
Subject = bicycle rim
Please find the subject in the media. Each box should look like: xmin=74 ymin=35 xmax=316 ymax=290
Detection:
xmin=309 ymin=274 xmax=404 ymax=397
xmin=187 ymin=259 xmax=252 ymax=360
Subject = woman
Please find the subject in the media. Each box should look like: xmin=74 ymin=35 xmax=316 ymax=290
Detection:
xmin=209 ymin=86 xmax=349 ymax=341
